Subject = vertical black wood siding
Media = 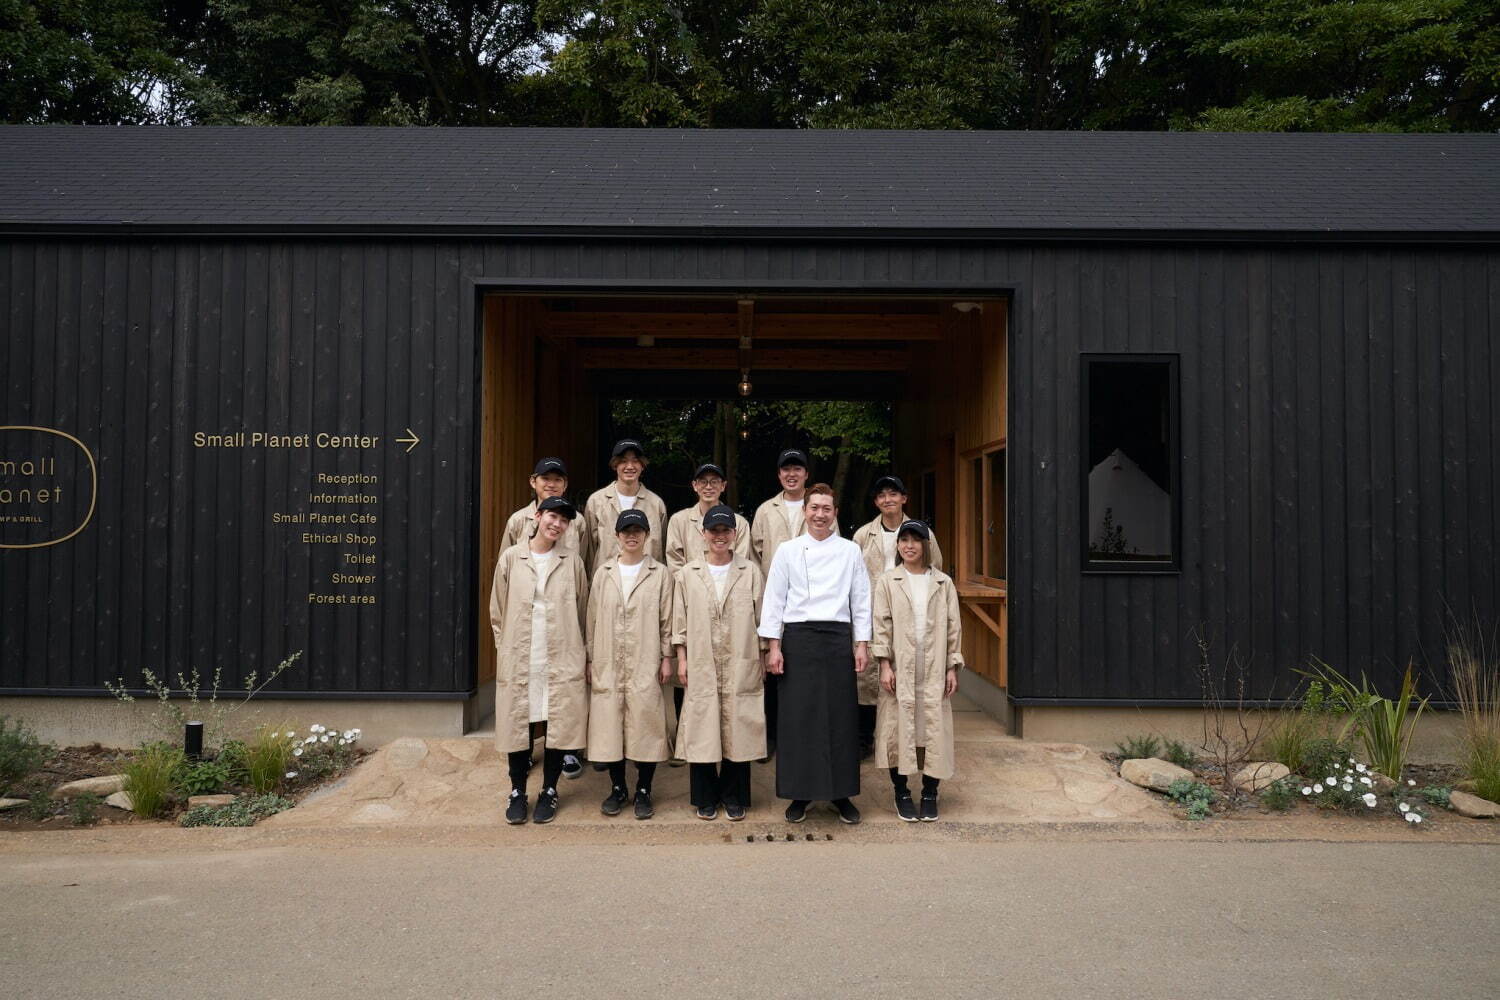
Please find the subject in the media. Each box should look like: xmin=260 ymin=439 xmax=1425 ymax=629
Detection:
xmin=1 ymin=238 xmax=1495 ymax=700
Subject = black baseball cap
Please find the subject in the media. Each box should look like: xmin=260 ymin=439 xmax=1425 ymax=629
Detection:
xmin=896 ymin=518 xmax=930 ymax=540
xmin=615 ymin=509 xmax=650 ymax=533
xmin=777 ymin=449 xmax=809 ymax=469
xmin=537 ymin=496 xmax=577 ymax=520
xmin=533 ymin=457 xmax=567 ymax=477
xmin=872 ymin=475 xmax=907 ymax=496
xmin=702 ymin=504 xmax=737 ymax=529
xmin=693 ymin=462 xmax=727 ymax=481
xmin=611 ymin=438 xmax=646 ymax=459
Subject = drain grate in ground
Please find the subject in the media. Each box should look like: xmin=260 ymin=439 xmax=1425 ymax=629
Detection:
xmin=744 ymin=832 xmax=833 ymax=842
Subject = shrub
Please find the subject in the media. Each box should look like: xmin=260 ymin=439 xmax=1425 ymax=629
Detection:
xmin=1302 ymin=658 xmax=1428 ymax=781
xmin=69 ymin=793 xmax=103 ymax=826
xmin=123 ymin=742 xmax=184 ymax=819
xmin=104 ymin=652 xmax=303 ymax=749
xmin=1163 ymin=739 xmax=1198 ymax=770
xmin=1167 ymin=778 xmax=1216 ymax=820
xmin=1446 ymin=618 xmax=1500 ymax=802
xmin=25 ymin=790 xmax=55 ymax=820
xmin=286 ymin=723 xmax=364 ymax=785
xmin=0 ymin=716 xmax=50 ymax=794
xmin=1115 ymin=734 xmax=1160 ymax=760
xmin=1419 ymin=785 xmax=1451 ymax=810
xmin=243 ymin=725 xmax=296 ymax=794
xmin=1301 ymin=738 xmax=1353 ymax=787
xmin=179 ymin=793 xmax=294 ymax=828
xmin=1260 ymin=777 xmax=1297 ymax=811
xmin=1299 ymin=755 xmax=1380 ymax=812
xmin=174 ymin=756 xmax=231 ymax=796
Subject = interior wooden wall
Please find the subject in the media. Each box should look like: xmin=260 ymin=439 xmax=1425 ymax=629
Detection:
xmin=478 ymin=295 xmax=537 ymax=686
xmin=898 ymin=300 xmax=1009 ymax=689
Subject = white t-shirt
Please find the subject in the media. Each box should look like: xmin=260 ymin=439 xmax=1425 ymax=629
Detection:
xmin=707 ymin=560 xmax=732 ymax=600
xmin=880 ymin=524 xmax=898 ymax=569
xmin=783 ymin=498 xmax=804 ymax=534
xmin=908 ymin=570 xmax=931 ymax=644
xmin=616 ymin=493 xmax=639 ymax=511
xmin=528 ymin=551 xmax=555 ymax=723
xmin=618 ymin=559 xmax=643 ymax=598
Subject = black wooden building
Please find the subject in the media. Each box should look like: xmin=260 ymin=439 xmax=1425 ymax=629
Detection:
xmin=1 ymin=127 xmax=1496 ymax=743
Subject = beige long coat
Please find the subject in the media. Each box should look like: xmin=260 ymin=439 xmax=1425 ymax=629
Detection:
xmin=502 ymin=500 xmax=592 ymax=562
xmin=749 ymin=493 xmax=806 ymax=572
xmin=585 ymin=557 xmax=674 ymax=763
xmin=585 ymin=485 xmax=667 ymax=572
xmin=870 ymin=566 xmax=963 ymax=780
xmin=852 ymin=515 xmax=944 ymax=706
xmin=490 ymin=544 xmax=590 ymax=753
xmin=671 ymin=557 xmax=767 ymax=763
xmin=665 ymin=506 xmax=752 ymax=572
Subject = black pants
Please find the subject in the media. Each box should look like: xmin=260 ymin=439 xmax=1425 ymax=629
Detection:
xmin=776 ymin=621 xmax=860 ymax=801
xmin=606 ymin=760 xmax=658 ymax=792
xmin=690 ymin=760 xmax=752 ymax=809
xmin=764 ymin=672 xmax=779 ymax=748
xmin=858 ymin=704 xmax=877 ymax=744
xmin=890 ymin=768 xmax=940 ymax=796
xmin=507 ymin=746 xmax=579 ymax=794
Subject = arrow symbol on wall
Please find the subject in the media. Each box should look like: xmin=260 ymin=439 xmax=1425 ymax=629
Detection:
xmin=397 ymin=428 xmax=420 ymax=453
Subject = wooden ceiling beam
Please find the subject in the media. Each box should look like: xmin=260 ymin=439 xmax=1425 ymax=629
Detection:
xmin=543 ymin=311 xmax=941 ymax=341
xmin=578 ymin=346 xmax=912 ymax=371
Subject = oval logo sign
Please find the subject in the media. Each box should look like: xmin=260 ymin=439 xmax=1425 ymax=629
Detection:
xmin=0 ymin=426 xmax=98 ymax=549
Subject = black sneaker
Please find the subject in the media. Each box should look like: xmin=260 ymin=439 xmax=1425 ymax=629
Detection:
xmin=833 ymin=798 xmax=862 ymax=825
xmin=696 ymin=802 xmax=718 ymax=820
xmin=504 ymin=790 xmax=528 ymax=825
xmin=533 ymin=787 xmax=559 ymax=824
xmin=784 ymin=800 xmax=808 ymax=823
xmin=919 ymin=793 xmax=939 ymax=822
xmin=725 ymin=802 xmax=746 ymax=821
xmin=895 ymin=791 xmax=917 ymax=822
xmin=561 ymin=754 xmax=583 ymax=779
xmin=601 ymin=785 xmax=628 ymax=816
xmin=633 ymin=788 xmax=654 ymax=820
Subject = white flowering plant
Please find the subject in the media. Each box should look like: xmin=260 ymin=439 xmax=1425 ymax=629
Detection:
xmin=284 ymin=723 xmax=364 ymax=785
xmin=1392 ymin=778 xmax=1429 ymax=826
xmin=1300 ymin=756 xmax=1381 ymax=812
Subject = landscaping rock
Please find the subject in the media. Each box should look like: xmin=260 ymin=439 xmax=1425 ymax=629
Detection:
xmin=1448 ymin=790 xmax=1499 ymax=819
xmin=55 ymin=775 xmax=126 ymax=799
xmin=1368 ymin=773 xmax=1398 ymax=793
xmin=1234 ymin=762 xmax=1291 ymax=793
xmin=1120 ymin=757 xmax=1194 ymax=793
xmin=0 ymin=797 xmax=27 ymax=812
xmin=188 ymin=794 xmax=236 ymax=809
xmin=104 ymin=791 xmax=134 ymax=811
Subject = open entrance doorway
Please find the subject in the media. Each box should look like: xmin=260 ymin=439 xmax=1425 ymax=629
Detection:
xmin=477 ymin=293 xmax=1009 ymax=726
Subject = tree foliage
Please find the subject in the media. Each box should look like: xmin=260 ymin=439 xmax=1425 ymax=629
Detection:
xmin=4 ymin=1 xmax=1495 ymax=131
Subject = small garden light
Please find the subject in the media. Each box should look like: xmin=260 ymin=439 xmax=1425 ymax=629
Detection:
xmin=184 ymin=720 xmax=204 ymax=760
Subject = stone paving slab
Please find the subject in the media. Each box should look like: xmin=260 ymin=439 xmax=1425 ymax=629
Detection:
xmin=266 ymin=705 xmax=1171 ymax=832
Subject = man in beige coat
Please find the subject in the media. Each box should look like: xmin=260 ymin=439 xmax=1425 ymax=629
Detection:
xmin=672 ymin=505 xmax=766 ymax=821
xmin=501 ymin=456 xmax=591 ymax=561
xmin=871 ymin=520 xmax=963 ymax=822
xmin=585 ymin=439 xmax=667 ymax=573
xmin=586 ymin=508 xmax=674 ymax=820
xmin=748 ymin=448 xmax=809 ymax=755
xmin=851 ymin=475 xmax=944 ymax=758
xmin=665 ymin=463 xmax=751 ymax=571
xmin=491 ymin=496 xmax=590 ymax=826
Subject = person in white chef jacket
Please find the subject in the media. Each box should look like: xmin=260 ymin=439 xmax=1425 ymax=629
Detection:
xmin=758 ymin=483 xmax=871 ymax=825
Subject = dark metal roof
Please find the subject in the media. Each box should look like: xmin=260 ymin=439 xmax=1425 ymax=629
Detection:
xmin=2 ymin=126 xmax=1497 ymax=240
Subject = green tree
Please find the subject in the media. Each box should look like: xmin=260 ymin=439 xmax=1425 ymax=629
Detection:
xmin=0 ymin=0 xmax=188 ymax=123
xmin=751 ymin=0 xmax=1017 ymax=128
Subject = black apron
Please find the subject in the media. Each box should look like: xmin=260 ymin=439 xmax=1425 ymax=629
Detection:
xmin=776 ymin=620 xmax=860 ymax=801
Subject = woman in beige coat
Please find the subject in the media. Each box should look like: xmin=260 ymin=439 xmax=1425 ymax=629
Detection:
xmin=852 ymin=475 xmax=944 ymax=758
xmin=672 ymin=505 xmax=766 ymax=821
xmin=586 ymin=509 xmax=674 ymax=820
xmin=871 ymin=519 xmax=963 ymax=822
xmin=491 ymin=497 xmax=590 ymax=826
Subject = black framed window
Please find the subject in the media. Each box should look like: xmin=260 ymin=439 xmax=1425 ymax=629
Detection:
xmin=1081 ymin=354 xmax=1180 ymax=572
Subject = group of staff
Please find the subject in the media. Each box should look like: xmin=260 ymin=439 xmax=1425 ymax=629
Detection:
xmin=490 ymin=440 xmax=964 ymax=827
